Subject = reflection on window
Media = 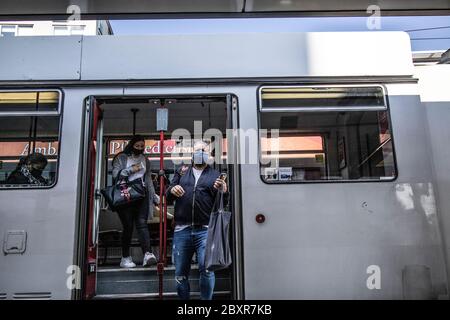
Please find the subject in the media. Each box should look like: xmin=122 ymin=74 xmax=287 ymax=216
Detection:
xmin=0 ymin=90 xmax=61 ymax=188
xmin=0 ymin=117 xmax=60 ymax=187
xmin=259 ymin=86 xmax=396 ymax=182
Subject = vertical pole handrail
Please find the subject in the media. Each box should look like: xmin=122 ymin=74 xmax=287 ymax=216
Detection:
xmin=158 ymin=131 xmax=165 ymax=299
xmin=157 ymin=129 xmax=167 ymax=299
xmin=156 ymin=102 xmax=169 ymax=300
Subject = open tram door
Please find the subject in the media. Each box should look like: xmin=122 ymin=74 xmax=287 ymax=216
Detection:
xmin=78 ymin=96 xmax=104 ymax=299
xmin=78 ymin=93 xmax=238 ymax=300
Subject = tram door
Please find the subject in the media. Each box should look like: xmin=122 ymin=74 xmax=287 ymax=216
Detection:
xmin=85 ymin=94 xmax=233 ymax=299
xmin=82 ymin=97 xmax=104 ymax=299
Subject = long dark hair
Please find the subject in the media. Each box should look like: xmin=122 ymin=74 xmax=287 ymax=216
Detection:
xmin=112 ymin=135 xmax=146 ymax=167
xmin=123 ymin=135 xmax=145 ymax=156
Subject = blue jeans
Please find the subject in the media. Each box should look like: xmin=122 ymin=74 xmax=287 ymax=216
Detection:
xmin=173 ymin=226 xmax=215 ymax=300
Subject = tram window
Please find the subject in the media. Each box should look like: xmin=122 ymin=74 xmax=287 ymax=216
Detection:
xmin=0 ymin=116 xmax=60 ymax=188
xmin=259 ymin=86 xmax=396 ymax=182
xmin=0 ymin=91 xmax=60 ymax=112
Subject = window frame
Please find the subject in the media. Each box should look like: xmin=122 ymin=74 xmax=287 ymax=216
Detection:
xmin=0 ymin=89 xmax=64 ymax=190
xmin=257 ymin=84 xmax=398 ymax=184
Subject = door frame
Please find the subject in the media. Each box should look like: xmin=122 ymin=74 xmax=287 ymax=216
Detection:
xmin=74 ymin=96 xmax=103 ymax=300
xmin=76 ymin=92 xmax=244 ymax=299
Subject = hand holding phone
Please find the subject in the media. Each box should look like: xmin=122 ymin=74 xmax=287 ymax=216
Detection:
xmin=214 ymin=173 xmax=227 ymax=192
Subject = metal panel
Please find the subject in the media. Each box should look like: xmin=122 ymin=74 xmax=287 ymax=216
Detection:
xmin=238 ymin=83 xmax=448 ymax=299
xmin=0 ymin=36 xmax=82 ymax=81
xmin=1 ymin=82 xmax=448 ymax=299
xmin=81 ymin=32 xmax=414 ymax=81
xmin=0 ymin=87 xmax=122 ymax=299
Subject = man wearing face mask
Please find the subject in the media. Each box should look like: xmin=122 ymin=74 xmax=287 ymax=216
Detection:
xmin=167 ymin=140 xmax=227 ymax=300
xmin=7 ymin=152 xmax=49 ymax=186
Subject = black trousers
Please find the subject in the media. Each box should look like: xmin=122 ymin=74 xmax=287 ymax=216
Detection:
xmin=116 ymin=199 xmax=151 ymax=257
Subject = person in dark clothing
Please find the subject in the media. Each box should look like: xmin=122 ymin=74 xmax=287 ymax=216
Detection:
xmin=166 ymin=140 xmax=227 ymax=300
xmin=112 ymin=135 xmax=160 ymax=268
xmin=6 ymin=153 xmax=48 ymax=186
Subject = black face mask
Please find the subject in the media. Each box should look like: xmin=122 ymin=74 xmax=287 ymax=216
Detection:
xmin=132 ymin=147 xmax=144 ymax=155
xmin=30 ymin=168 xmax=43 ymax=177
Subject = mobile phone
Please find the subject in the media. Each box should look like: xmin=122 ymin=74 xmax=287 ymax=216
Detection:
xmin=219 ymin=173 xmax=227 ymax=181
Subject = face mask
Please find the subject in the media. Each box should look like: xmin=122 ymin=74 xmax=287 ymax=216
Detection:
xmin=30 ymin=168 xmax=43 ymax=176
xmin=28 ymin=162 xmax=45 ymax=175
xmin=132 ymin=147 xmax=144 ymax=155
xmin=192 ymin=151 xmax=209 ymax=165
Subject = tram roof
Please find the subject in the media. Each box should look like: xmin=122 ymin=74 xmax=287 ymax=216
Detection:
xmin=0 ymin=32 xmax=414 ymax=82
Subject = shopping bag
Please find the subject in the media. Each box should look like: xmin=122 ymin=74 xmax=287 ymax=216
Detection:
xmin=100 ymin=177 xmax=147 ymax=211
xmin=205 ymin=190 xmax=232 ymax=271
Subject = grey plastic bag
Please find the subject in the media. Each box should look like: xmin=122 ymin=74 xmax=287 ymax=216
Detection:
xmin=205 ymin=190 xmax=232 ymax=271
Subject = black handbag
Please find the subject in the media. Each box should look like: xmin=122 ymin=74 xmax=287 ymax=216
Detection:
xmin=204 ymin=190 xmax=232 ymax=271
xmin=101 ymin=176 xmax=147 ymax=211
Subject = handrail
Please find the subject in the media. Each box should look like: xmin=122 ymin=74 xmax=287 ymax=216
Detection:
xmin=357 ymin=137 xmax=392 ymax=168
xmin=157 ymin=128 xmax=168 ymax=300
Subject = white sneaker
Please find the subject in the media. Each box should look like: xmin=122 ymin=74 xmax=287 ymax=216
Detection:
xmin=120 ymin=256 xmax=136 ymax=268
xmin=143 ymin=252 xmax=157 ymax=267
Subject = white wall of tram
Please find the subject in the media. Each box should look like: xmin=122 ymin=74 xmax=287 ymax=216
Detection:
xmin=415 ymin=63 xmax=450 ymax=287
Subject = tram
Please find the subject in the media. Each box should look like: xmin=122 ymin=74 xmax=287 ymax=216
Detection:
xmin=0 ymin=31 xmax=449 ymax=299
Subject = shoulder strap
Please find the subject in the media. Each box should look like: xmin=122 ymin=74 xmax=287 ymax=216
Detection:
xmin=212 ymin=189 xmax=225 ymax=213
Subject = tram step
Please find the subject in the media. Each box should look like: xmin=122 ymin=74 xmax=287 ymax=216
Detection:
xmin=93 ymin=291 xmax=232 ymax=300
xmin=96 ymin=265 xmax=231 ymax=296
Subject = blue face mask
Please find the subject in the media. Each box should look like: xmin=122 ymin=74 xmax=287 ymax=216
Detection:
xmin=192 ymin=151 xmax=209 ymax=165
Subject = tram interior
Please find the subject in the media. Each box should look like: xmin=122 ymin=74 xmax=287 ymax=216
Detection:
xmin=95 ymin=95 xmax=231 ymax=298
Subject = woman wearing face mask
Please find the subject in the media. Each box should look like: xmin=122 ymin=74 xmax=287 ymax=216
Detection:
xmin=6 ymin=152 xmax=48 ymax=186
xmin=112 ymin=135 xmax=159 ymax=268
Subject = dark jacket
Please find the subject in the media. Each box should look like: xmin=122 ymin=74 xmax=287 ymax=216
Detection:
xmin=6 ymin=167 xmax=47 ymax=185
xmin=167 ymin=165 xmax=227 ymax=226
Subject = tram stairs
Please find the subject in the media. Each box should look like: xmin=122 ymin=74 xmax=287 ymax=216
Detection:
xmin=95 ymin=236 xmax=232 ymax=299
xmin=95 ymin=265 xmax=232 ymax=299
